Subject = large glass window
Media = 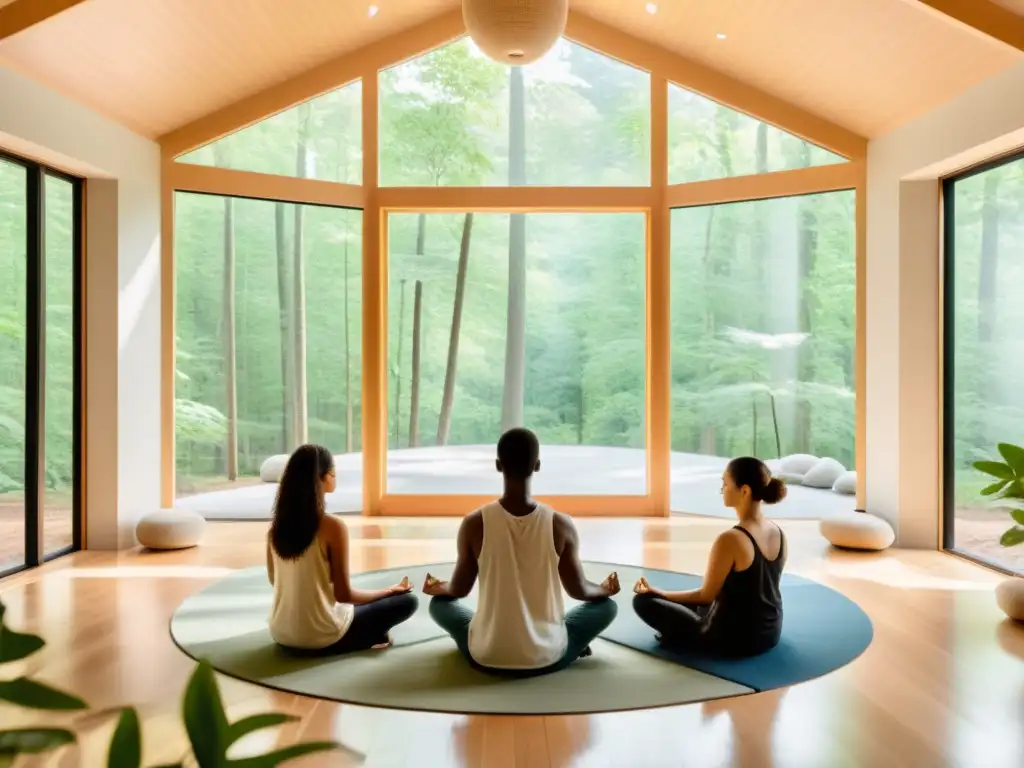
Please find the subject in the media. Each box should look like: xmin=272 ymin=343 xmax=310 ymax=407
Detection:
xmin=0 ymin=155 xmax=81 ymax=577
xmin=670 ymin=191 xmax=855 ymax=518
xmin=43 ymin=175 xmax=76 ymax=556
xmin=386 ymin=212 xmax=646 ymax=495
xmin=945 ymin=155 xmax=1024 ymax=574
xmin=174 ymin=193 xmax=362 ymax=518
xmin=177 ymin=82 xmax=362 ymax=184
xmin=668 ymin=83 xmax=846 ymax=185
xmin=380 ymin=38 xmax=650 ymax=187
xmin=0 ymin=159 xmax=27 ymax=573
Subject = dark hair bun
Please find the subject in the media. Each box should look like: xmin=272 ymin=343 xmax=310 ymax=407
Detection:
xmin=760 ymin=477 xmax=787 ymax=505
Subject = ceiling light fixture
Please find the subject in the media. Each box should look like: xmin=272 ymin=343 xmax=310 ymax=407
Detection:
xmin=645 ymin=3 xmax=658 ymax=13
xmin=368 ymin=5 xmax=379 ymax=17
xmin=716 ymin=32 xmax=727 ymax=40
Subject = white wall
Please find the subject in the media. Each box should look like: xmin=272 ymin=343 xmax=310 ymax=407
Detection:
xmin=0 ymin=64 xmax=161 ymax=549
xmin=867 ymin=60 xmax=1024 ymax=547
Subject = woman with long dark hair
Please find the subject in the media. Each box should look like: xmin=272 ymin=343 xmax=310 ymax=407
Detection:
xmin=266 ymin=444 xmax=417 ymax=653
xmin=632 ymin=456 xmax=787 ymax=658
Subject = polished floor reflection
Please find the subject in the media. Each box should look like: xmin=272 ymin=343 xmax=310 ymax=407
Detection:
xmin=0 ymin=517 xmax=1021 ymax=767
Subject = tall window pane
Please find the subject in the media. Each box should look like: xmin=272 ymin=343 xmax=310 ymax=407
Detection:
xmin=174 ymin=193 xmax=362 ymax=518
xmin=386 ymin=212 xmax=646 ymax=496
xmin=0 ymin=159 xmax=27 ymax=572
xmin=670 ymin=192 xmax=856 ymax=518
xmin=947 ymin=157 xmax=1024 ymax=574
xmin=43 ymin=175 xmax=75 ymax=555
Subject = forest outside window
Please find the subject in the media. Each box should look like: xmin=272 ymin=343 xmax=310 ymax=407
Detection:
xmin=944 ymin=155 xmax=1024 ymax=575
xmin=670 ymin=191 xmax=855 ymax=517
xmin=174 ymin=192 xmax=363 ymax=517
xmin=668 ymin=82 xmax=847 ymax=185
xmin=176 ymin=81 xmax=362 ymax=185
xmin=385 ymin=212 xmax=646 ymax=497
xmin=379 ymin=38 xmax=650 ymax=187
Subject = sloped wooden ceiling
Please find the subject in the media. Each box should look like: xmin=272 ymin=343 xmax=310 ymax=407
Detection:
xmin=992 ymin=0 xmax=1024 ymax=15
xmin=0 ymin=0 xmax=1020 ymax=140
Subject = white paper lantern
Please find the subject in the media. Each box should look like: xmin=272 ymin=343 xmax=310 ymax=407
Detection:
xmin=462 ymin=0 xmax=569 ymax=65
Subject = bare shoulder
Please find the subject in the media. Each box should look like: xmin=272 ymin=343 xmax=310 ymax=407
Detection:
xmin=551 ymin=510 xmax=577 ymax=551
xmin=462 ymin=508 xmax=484 ymax=533
xmin=320 ymin=514 xmax=344 ymax=541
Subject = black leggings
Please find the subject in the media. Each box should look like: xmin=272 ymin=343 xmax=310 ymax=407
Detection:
xmin=285 ymin=592 xmax=419 ymax=656
xmin=632 ymin=594 xmax=777 ymax=658
xmin=632 ymin=593 xmax=711 ymax=650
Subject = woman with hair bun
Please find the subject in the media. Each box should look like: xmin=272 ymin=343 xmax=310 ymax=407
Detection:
xmin=633 ymin=456 xmax=787 ymax=657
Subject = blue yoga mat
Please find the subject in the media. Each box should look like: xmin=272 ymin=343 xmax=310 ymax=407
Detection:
xmin=595 ymin=567 xmax=874 ymax=692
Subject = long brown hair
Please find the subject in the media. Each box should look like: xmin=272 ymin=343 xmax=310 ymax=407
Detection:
xmin=269 ymin=444 xmax=334 ymax=559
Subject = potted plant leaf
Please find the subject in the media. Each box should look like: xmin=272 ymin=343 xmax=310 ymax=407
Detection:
xmin=973 ymin=442 xmax=1024 ymax=547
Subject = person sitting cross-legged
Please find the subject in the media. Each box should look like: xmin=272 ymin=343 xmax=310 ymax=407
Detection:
xmin=424 ymin=427 xmax=620 ymax=677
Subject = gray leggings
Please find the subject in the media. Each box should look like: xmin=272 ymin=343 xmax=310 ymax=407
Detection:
xmin=429 ymin=596 xmax=618 ymax=678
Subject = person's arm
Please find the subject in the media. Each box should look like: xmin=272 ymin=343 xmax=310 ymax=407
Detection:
xmin=266 ymin=537 xmax=275 ymax=586
xmin=327 ymin=519 xmax=405 ymax=606
xmin=423 ymin=513 xmax=480 ymax=598
xmin=556 ymin=514 xmax=617 ymax=602
xmin=657 ymin=533 xmax=736 ymax=606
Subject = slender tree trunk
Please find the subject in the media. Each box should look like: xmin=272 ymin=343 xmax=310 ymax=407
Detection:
xmin=409 ymin=280 xmax=423 ymax=447
xmin=222 ymin=195 xmax=238 ymax=480
xmin=275 ymin=203 xmax=293 ymax=452
xmin=501 ymin=65 xmax=528 ymax=432
xmin=794 ymin=144 xmax=817 ymax=454
xmin=344 ymin=237 xmax=352 ymax=453
xmin=213 ymin=143 xmax=239 ymax=480
xmin=978 ymin=171 xmax=1000 ymax=344
xmin=394 ymin=279 xmax=407 ymax=447
xmin=292 ymin=103 xmax=311 ymax=446
xmin=416 ymin=214 xmax=427 ymax=256
xmin=437 ymin=213 xmax=474 ymax=445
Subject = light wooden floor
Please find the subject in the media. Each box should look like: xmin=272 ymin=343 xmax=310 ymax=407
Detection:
xmin=1 ymin=517 xmax=1022 ymax=768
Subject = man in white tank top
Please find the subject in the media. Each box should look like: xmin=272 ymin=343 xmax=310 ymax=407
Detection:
xmin=423 ymin=428 xmax=620 ymax=676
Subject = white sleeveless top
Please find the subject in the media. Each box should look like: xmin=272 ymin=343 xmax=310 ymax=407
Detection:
xmin=267 ymin=533 xmax=354 ymax=650
xmin=468 ymin=501 xmax=568 ymax=669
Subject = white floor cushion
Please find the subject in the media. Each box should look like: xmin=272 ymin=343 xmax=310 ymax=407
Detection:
xmin=136 ymin=510 xmax=206 ymax=550
xmin=780 ymin=454 xmax=819 ymax=474
xmin=832 ymin=470 xmax=857 ymax=495
xmin=803 ymin=457 xmax=846 ymax=489
xmin=996 ymin=579 xmax=1024 ymax=622
xmin=819 ymin=512 xmax=895 ymax=551
xmin=777 ymin=472 xmax=804 ymax=485
xmin=260 ymin=454 xmax=290 ymax=483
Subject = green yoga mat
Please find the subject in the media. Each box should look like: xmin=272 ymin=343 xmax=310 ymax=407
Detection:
xmin=170 ymin=563 xmax=752 ymax=714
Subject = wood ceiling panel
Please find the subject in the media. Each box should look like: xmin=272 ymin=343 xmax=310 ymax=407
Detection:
xmin=576 ymin=0 xmax=1018 ymax=137
xmin=992 ymin=0 xmax=1024 ymax=16
xmin=0 ymin=0 xmax=456 ymax=137
xmin=0 ymin=0 xmax=1017 ymax=141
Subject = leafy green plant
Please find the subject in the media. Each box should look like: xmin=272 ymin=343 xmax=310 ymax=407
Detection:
xmin=0 ymin=599 xmax=339 ymax=767
xmin=973 ymin=442 xmax=1024 ymax=547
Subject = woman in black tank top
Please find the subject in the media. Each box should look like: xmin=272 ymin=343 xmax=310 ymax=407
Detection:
xmin=632 ymin=457 xmax=787 ymax=658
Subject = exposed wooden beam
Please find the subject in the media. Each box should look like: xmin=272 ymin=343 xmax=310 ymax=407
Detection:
xmin=565 ymin=13 xmax=867 ymax=160
xmin=665 ymin=162 xmax=860 ymax=208
xmin=0 ymin=0 xmax=87 ymax=40
xmin=909 ymin=0 xmax=1024 ymax=54
xmin=377 ymin=186 xmax=655 ymax=212
xmin=168 ymin=163 xmax=365 ymax=209
xmin=159 ymin=10 xmax=466 ymax=159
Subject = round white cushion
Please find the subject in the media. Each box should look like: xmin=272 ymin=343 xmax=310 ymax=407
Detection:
xmin=777 ymin=472 xmax=804 ymax=485
xmin=260 ymin=454 xmax=290 ymax=483
xmin=832 ymin=470 xmax=857 ymax=495
xmin=803 ymin=457 xmax=846 ymax=489
xmin=136 ymin=510 xmax=206 ymax=550
xmin=819 ymin=512 xmax=895 ymax=551
xmin=780 ymin=454 xmax=818 ymax=474
xmin=996 ymin=579 xmax=1024 ymax=622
